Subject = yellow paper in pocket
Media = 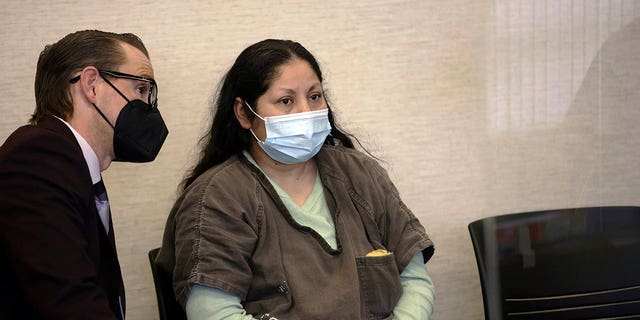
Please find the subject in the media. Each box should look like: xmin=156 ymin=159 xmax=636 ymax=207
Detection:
xmin=366 ymin=249 xmax=391 ymax=257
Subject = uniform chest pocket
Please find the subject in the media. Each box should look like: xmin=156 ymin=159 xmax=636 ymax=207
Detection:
xmin=355 ymin=252 xmax=402 ymax=320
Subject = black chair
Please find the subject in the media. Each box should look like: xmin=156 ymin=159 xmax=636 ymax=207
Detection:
xmin=468 ymin=206 xmax=640 ymax=320
xmin=148 ymin=248 xmax=187 ymax=320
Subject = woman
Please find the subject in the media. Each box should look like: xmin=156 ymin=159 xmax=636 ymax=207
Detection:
xmin=157 ymin=39 xmax=435 ymax=319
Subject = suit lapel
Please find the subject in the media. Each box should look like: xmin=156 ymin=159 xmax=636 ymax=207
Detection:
xmin=41 ymin=115 xmax=126 ymax=316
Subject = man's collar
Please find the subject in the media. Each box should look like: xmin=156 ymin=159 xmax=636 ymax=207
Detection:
xmin=53 ymin=116 xmax=102 ymax=184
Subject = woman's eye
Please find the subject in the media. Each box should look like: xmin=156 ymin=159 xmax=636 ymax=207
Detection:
xmin=280 ymin=98 xmax=293 ymax=105
xmin=310 ymin=93 xmax=322 ymax=101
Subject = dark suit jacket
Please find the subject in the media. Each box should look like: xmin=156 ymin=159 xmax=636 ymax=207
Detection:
xmin=0 ymin=115 xmax=125 ymax=319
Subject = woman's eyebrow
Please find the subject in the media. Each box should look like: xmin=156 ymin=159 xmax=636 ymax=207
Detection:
xmin=274 ymin=82 xmax=322 ymax=94
xmin=307 ymin=83 xmax=322 ymax=92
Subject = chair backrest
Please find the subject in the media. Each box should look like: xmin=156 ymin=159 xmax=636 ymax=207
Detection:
xmin=468 ymin=206 xmax=640 ymax=320
xmin=148 ymin=248 xmax=187 ymax=320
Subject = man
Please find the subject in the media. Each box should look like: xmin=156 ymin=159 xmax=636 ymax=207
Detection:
xmin=0 ymin=30 xmax=168 ymax=319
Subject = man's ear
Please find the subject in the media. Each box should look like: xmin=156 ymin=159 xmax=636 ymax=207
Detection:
xmin=79 ymin=66 xmax=100 ymax=104
xmin=234 ymin=97 xmax=252 ymax=129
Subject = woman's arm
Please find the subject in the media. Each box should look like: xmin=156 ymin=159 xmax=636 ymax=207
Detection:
xmin=392 ymin=251 xmax=436 ymax=320
xmin=185 ymin=285 xmax=257 ymax=320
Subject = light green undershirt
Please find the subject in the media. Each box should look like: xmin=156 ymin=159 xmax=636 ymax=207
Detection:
xmin=243 ymin=150 xmax=337 ymax=249
xmin=185 ymin=151 xmax=435 ymax=320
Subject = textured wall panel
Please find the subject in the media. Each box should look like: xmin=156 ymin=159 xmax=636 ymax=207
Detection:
xmin=1 ymin=1 xmax=639 ymax=319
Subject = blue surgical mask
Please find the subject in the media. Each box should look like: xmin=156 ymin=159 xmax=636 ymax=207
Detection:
xmin=244 ymin=101 xmax=331 ymax=164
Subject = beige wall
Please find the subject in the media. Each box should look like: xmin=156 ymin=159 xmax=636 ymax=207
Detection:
xmin=2 ymin=1 xmax=639 ymax=319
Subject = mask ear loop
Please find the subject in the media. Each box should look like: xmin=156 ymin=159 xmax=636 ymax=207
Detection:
xmin=100 ymin=72 xmax=131 ymax=104
xmin=91 ymin=72 xmax=133 ymax=129
xmin=243 ymin=100 xmax=265 ymax=121
xmin=92 ymin=103 xmax=115 ymax=129
xmin=243 ymin=100 xmax=267 ymax=143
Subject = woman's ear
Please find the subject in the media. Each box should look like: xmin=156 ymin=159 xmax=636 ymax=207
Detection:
xmin=234 ymin=97 xmax=252 ymax=129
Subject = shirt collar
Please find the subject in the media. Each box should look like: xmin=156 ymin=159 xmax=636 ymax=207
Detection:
xmin=54 ymin=116 xmax=102 ymax=184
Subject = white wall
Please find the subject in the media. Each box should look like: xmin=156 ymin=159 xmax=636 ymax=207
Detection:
xmin=2 ymin=1 xmax=639 ymax=319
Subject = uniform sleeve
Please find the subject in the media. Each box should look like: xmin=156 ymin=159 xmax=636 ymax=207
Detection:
xmin=370 ymin=160 xmax=434 ymax=272
xmin=392 ymin=251 xmax=436 ymax=320
xmin=170 ymin=165 xmax=261 ymax=305
xmin=0 ymin=129 xmax=117 ymax=319
xmin=348 ymin=153 xmax=436 ymax=318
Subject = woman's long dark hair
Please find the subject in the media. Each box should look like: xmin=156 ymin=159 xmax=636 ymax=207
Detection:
xmin=181 ymin=39 xmax=358 ymax=190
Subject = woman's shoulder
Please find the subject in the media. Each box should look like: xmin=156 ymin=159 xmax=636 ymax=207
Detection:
xmin=318 ymin=144 xmax=377 ymax=164
xmin=172 ymin=154 xmax=264 ymax=225
xmin=188 ymin=154 xmax=255 ymax=189
xmin=316 ymin=144 xmax=385 ymax=180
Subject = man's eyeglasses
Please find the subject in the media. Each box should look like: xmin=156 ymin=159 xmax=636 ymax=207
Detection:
xmin=70 ymin=70 xmax=158 ymax=107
